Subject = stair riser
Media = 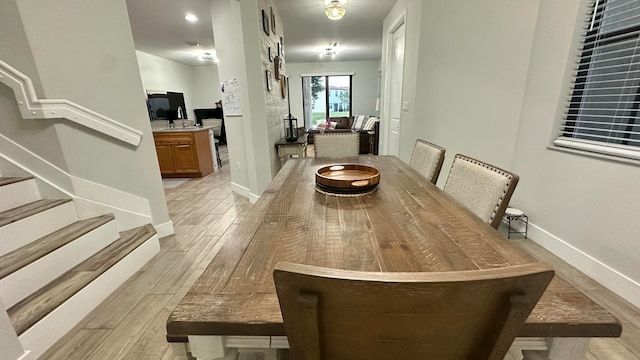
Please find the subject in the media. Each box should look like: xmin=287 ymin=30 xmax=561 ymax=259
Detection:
xmin=0 ymin=179 xmax=40 ymax=213
xmin=0 ymin=202 xmax=77 ymax=256
xmin=17 ymin=235 xmax=160 ymax=360
xmin=0 ymin=220 xmax=119 ymax=308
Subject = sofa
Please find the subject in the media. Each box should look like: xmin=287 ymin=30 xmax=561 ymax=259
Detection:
xmin=307 ymin=115 xmax=379 ymax=154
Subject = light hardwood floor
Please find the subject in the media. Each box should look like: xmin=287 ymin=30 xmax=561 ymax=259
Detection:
xmin=42 ymin=146 xmax=639 ymax=359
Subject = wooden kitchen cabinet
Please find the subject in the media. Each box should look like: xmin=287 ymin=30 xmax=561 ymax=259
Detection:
xmin=153 ymin=130 xmax=213 ymax=178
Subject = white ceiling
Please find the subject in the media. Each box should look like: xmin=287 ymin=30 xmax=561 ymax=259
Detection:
xmin=126 ymin=0 xmax=397 ymax=66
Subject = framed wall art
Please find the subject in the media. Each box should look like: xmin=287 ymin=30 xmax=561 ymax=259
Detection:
xmin=268 ymin=47 xmax=273 ymax=62
xmin=270 ymin=7 xmax=276 ymax=33
xmin=274 ymin=56 xmax=282 ymax=78
xmin=280 ymin=75 xmax=287 ymax=99
xmin=262 ymin=9 xmax=269 ymax=36
xmin=265 ymin=70 xmax=273 ymax=91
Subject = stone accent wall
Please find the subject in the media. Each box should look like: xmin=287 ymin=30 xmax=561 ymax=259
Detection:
xmin=258 ymin=0 xmax=289 ymax=174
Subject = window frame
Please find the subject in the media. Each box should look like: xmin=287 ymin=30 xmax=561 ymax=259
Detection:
xmin=301 ymin=74 xmax=353 ymax=128
xmin=554 ymin=0 xmax=640 ymax=161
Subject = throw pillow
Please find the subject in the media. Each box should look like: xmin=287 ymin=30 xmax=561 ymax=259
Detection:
xmin=362 ymin=117 xmax=379 ymax=131
xmin=351 ymin=115 xmax=366 ymax=130
xmin=333 ymin=117 xmax=351 ymax=129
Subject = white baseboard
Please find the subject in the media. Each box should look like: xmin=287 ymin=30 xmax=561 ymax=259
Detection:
xmin=0 ymin=135 xmax=155 ymax=229
xmin=154 ymin=220 xmax=175 ymax=238
xmin=230 ymin=182 xmax=260 ymax=204
xmin=525 ymin=221 xmax=640 ymax=309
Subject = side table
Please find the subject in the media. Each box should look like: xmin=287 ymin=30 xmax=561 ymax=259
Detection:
xmin=504 ymin=207 xmax=528 ymax=239
xmin=275 ymin=136 xmax=307 ymax=167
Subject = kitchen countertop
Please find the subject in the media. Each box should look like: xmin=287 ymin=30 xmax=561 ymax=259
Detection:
xmin=152 ymin=125 xmax=217 ymax=133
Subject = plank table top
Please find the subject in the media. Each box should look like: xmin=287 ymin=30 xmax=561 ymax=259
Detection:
xmin=166 ymin=155 xmax=621 ymax=341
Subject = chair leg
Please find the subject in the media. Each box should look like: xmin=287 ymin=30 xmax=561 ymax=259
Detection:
xmin=215 ymin=143 xmax=222 ymax=167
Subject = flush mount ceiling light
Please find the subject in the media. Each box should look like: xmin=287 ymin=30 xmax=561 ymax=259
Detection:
xmin=185 ymin=14 xmax=198 ymax=23
xmin=324 ymin=0 xmax=347 ymax=20
xmin=319 ymin=43 xmax=341 ymax=58
xmin=201 ymin=51 xmax=219 ymax=63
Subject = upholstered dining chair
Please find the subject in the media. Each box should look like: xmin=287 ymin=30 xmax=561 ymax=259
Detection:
xmin=409 ymin=139 xmax=446 ymax=184
xmin=274 ymin=261 xmax=554 ymax=360
xmin=443 ymin=154 xmax=519 ymax=229
xmin=314 ymin=132 xmax=359 ymax=158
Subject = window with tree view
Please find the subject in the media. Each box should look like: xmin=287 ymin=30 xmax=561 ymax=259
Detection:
xmin=302 ymin=75 xmax=352 ymax=128
xmin=555 ymin=0 xmax=640 ymax=160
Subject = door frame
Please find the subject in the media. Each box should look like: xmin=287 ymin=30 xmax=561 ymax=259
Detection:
xmin=380 ymin=11 xmax=407 ymax=156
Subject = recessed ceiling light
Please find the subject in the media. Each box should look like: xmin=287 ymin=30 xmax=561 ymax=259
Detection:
xmin=185 ymin=14 xmax=198 ymax=23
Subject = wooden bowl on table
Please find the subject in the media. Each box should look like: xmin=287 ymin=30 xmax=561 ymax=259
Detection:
xmin=315 ymin=164 xmax=380 ymax=195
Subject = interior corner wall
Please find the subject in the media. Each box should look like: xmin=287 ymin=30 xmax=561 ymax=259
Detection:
xmin=512 ymin=0 xmax=640 ymax=307
xmin=286 ymin=61 xmax=380 ymax=123
xmin=409 ymin=0 xmax=539 ymax=178
xmin=136 ymin=52 xmax=222 ymax=115
xmin=211 ymin=0 xmax=253 ymax=197
xmin=13 ymin=0 xmax=170 ymax=227
xmin=136 ymin=51 xmax=197 ymax=120
xmin=256 ymin=0 xmax=288 ymax=178
xmin=192 ymin=66 xmax=223 ymax=109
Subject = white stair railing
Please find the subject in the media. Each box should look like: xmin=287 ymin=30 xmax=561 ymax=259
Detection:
xmin=0 ymin=59 xmax=141 ymax=147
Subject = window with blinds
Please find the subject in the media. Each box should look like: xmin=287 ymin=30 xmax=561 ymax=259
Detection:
xmin=555 ymin=0 xmax=640 ymax=160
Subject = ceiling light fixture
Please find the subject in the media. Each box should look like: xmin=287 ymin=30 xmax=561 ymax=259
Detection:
xmin=319 ymin=43 xmax=341 ymax=59
xmin=185 ymin=14 xmax=198 ymax=23
xmin=201 ymin=52 xmax=219 ymax=63
xmin=324 ymin=0 xmax=347 ymax=20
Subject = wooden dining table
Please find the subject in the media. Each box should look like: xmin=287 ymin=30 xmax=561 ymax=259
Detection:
xmin=166 ymin=155 xmax=621 ymax=360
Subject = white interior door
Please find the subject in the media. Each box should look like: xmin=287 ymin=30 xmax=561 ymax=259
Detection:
xmin=388 ymin=22 xmax=406 ymax=157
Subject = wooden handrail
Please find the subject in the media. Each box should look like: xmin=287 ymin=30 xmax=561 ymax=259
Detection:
xmin=0 ymin=60 xmax=142 ymax=146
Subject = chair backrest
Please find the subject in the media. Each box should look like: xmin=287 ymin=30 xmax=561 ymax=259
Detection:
xmin=208 ymin=118 xmax=222 ymax=137
xmin=443 ymin=154 xmax=519 ymax=229
xmin=314 ymin=133 xmax=359 ymax=158
xmin=409 ymin=139 xmax=446 ymax=184
xmin=274 ymin=262 xmax=554 ymax=360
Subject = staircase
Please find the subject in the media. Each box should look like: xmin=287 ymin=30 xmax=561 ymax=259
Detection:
xmin=0 ymin=176 xmax=159 ymax=360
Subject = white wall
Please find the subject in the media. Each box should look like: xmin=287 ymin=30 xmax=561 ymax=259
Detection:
xmin=192 ymin=65 xmax=223 ymax=109
xmin=512 ymin=0 xmax=640 ymax=307
xmin=410 ymin=0 xmax=539 ymax=173
xmin=136 ymin=51 xmax=196 ymax=120
xmin=389 ymin=0 xmax=640 ymax=307
xmin=287 ymin=61 xmax=380 ymax=125
xmin=136 ymin=52 xmax=222 ymax=119
xmin=7 ymin=0 xmax=171 ymax=229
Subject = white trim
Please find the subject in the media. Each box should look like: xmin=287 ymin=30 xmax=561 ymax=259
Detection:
xmin=230 ymin=182 xmax=260 ymax=204
xmin=525 ymin=220 xmax=640 ymax=309
xmin=0 ymin=133 xmax=153 ymax=230
xmin=379 ymin=10 xmax=408 ymax=156
xmin=153 ymin=220 xmax=175 ymax=238
xmin=70 ymin=176 xmax=151 ymax=215
xmin=553 ymin=137 xmax=640 ymax=161
xmin=299 ymin=72 xmax=355 ymax=77
xmin=0 ymin=60 xmax=141 ymax=147
xmin=18 ymin=234 xmax=159 ymax=360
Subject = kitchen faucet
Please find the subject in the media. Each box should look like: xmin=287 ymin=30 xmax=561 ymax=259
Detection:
xmin=177 ymin=106 xmax=187 ymax=128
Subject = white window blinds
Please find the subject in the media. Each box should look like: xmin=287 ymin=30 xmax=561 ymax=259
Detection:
xmin=555 ymin=0 xmax=640 ymax=160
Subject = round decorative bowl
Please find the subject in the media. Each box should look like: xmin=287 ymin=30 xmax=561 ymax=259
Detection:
xmin=315 ymin=164 xmax=380 ymax=195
